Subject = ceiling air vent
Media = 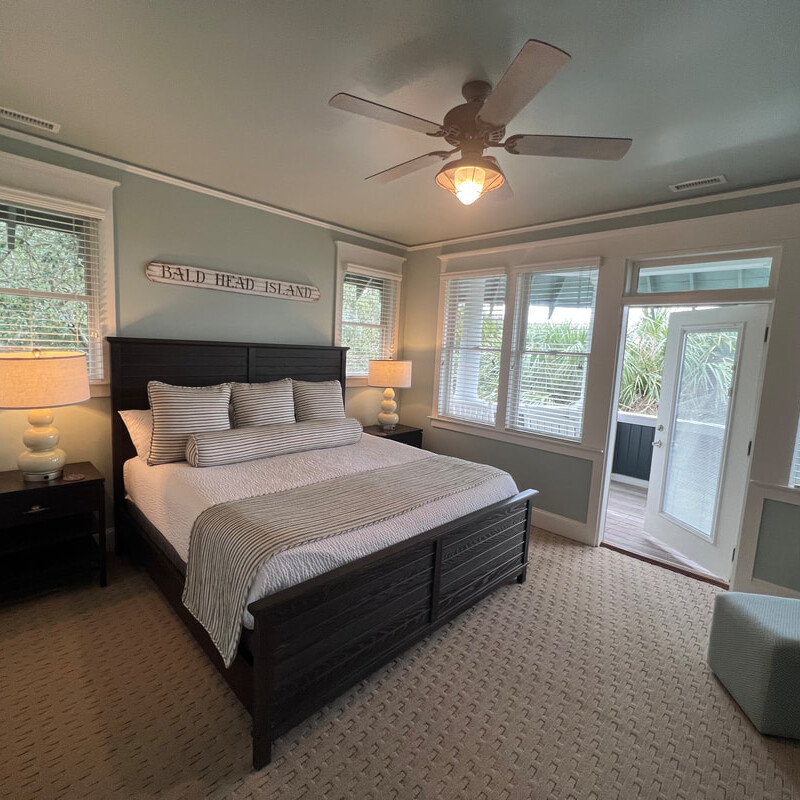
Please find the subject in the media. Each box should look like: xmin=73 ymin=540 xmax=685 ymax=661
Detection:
xmin=0 ymin=106 xmax=61 ymax=134
xmin=669 ymin=175 xmax=727 ymax=193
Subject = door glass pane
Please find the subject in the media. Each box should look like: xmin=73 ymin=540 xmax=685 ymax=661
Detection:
xmin=662 ymin=328 xmax=739 ymax=537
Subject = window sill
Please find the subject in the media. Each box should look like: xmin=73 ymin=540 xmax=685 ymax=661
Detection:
xmin=345 ymin=376 xmax=370 ymax=388
xmin=428 ymin=415 xmax=604 ymax=459
xmin=90 ymin=382 xmax=110 ymax=398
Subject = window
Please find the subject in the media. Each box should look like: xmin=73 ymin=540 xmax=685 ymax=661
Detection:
xmin=335 ymin=242 xmax=404 ymax=382
xmin=791 ymin=420 xmax=800 ymax=488
xmin=436 ymin=262 xmax=599 ymax=442
xmin=0 ymin=202 xmax=104 ymax=379
xmin=629 ymin=252 xmax=774 ymax=297
xmin=438 ymin=274 xmax=506 ymax=425
xmin=507 ymin=266 xmax=598 ymax=439
xmin=0 ymin=151 xmax=116 ymax=386
xmin=339 ymin=268 xmax=400 ymax=377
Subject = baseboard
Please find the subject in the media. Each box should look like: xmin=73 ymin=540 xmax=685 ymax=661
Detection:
xmin=610 ymin=473 xmax=650 ymax=489
xmin=532 ymin=508 xmax=594 ymax=545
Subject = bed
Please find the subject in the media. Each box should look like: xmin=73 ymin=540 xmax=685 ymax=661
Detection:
xmin=108 ymin=336 xmax=537 ymax=769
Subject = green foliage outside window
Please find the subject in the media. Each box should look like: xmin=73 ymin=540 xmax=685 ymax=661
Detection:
xmin=618 ymin=308 xmax=738 ymax=420
xmin=341 ymin=275 xmax=392 ymax=375
xmin=0 ymin=219 xmax=91 ymax=353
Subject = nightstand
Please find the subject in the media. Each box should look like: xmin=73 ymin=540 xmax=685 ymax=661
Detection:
xmin=363 ymin=424 xmax=423 ymax=448
xmin=0 ymin=461 xmax=106 ymax=601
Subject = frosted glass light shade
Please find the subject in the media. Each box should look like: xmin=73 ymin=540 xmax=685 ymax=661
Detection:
xmin=0 ymin=350 xmax=90 ymax=409
xmin=367 ymin=360 xmax=412 ymax=389
xmin=435 ymin=156 xmax=505 ymax=205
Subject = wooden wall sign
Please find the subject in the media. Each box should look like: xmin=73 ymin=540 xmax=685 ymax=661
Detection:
xmin=145 ymin=261 xmax=320 ymax=303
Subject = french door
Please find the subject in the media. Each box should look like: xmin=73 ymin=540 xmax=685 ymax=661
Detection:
xmin=644 ymin=305 xmax=768 ymax=579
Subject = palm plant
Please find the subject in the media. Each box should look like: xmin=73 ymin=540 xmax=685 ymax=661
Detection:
xmin=619 ymin=308 xmax=737 ymax=419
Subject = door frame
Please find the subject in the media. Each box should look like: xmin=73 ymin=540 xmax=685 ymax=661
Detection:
xmin=598 ymin=298 xmax=773 ymax=577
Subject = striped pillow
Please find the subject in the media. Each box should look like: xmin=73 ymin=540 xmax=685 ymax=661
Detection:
xmin=147 ymin=381 xmax=232 ymax=465
xmin=231 ymin=379 xmax=295 ymax=428
xmin=186 ymin=418 xmax=363 ymax=467
xmin=293 ymin=380 xmax=345 ymax=421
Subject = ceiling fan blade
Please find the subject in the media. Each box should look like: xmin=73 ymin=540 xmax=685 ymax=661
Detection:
xmin=504 ymin=134 xmax=632 ymax=160
xmin=329 ymin=93 xmax=443 ymax=136
xmin=366 ymin=151 xmax=455 ymax=183
xmin=477 ymin=39 xmax=571 ymax=128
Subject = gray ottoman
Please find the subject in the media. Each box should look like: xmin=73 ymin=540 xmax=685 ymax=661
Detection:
xmin=708 ymin=592 xmax=800 ymax=739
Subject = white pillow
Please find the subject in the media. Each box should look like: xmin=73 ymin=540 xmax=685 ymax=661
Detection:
xmin=118 ymin=409 xmax=153 ymax=461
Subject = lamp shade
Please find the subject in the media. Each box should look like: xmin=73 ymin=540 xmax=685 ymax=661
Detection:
xmin=0 ymin=350 xmax=90 ymax=409
xmin=368 ymin=360 xmax=412 ymax=389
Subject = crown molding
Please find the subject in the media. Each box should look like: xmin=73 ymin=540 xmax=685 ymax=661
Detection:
xmin=406 ymin=179 xmax=800 ymax=251
xmin=3 ymin=123 xmax=799 ymax=254
xmin=0 ymin=125 xmax=406 ymax=250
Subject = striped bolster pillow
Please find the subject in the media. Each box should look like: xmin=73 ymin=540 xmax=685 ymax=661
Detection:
xmin=231 ymin=379 xmax=295 ymax=427
xmin=293 ymin=379 xmax=345 ymax=421
xmin=186 ymin=418 xmax=363 ymax=467
xmin=147 ymin=381 xmax=232 ymax=465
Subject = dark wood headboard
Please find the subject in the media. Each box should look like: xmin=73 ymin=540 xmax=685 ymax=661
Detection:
xmin=107 ymin=336 xmax=347 ymax=518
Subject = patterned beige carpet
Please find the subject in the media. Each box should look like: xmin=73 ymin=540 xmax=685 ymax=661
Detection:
xmin=1 ymin=530 xmax=798 ymax=799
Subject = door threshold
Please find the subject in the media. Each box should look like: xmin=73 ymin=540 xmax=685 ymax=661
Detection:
xmin=600 ymin=541 xmax=729 ymax=589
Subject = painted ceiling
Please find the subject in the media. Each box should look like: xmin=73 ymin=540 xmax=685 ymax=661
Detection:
xmin=2 ymin=0 xmax=800 ymax=245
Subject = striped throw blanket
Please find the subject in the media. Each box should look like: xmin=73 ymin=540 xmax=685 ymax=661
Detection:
xmin=182 ymin=453 xmax=504 ymax=666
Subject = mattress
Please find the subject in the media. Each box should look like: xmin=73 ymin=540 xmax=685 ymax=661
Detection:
xmin=124 ymin=434 xmax=519 ymax=628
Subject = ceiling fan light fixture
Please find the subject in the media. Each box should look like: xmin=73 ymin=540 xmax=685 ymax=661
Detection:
xmin=435 ymin=156 xmax=505 ymax=206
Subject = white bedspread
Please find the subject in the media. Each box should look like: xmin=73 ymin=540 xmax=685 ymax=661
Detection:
xmin=124 ymin=435 xmax=518 ymax=628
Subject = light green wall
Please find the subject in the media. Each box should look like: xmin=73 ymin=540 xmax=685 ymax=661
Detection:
xmin=753 ymin=499 xmax=800 ymax=592
xmin=0 ymin=137 xmax=402 ymax=503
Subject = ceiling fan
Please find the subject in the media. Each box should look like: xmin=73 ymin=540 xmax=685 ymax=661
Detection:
xmin=329 ymin=39 xmax=632 ymax=206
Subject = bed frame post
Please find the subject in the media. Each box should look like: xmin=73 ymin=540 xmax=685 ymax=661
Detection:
xmin=517 ymin=492 xmax=535 ymax=583
xmin=251 ymin=619 xmax=273 ymax=769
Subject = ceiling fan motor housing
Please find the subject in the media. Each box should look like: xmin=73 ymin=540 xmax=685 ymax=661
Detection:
xmin=441 ymin=82 xmax=506 ymax=149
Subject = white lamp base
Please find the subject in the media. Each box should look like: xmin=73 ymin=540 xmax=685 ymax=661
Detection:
xmin=18 ymin=408 xmax=66 ymax=482
xmin=377 ymin=387 xmax=399 ymax=431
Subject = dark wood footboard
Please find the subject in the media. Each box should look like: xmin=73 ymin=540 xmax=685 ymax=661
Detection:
xmin=247 ymin=489 xmax=536 ymax=768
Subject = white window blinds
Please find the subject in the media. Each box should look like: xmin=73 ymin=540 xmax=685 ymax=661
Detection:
xmin=791 ymin=421 xmax=800 ymax=488
xmin=507 ymin=266 xmax=598 ymax=440
xmin=438 ymin=274 xmax=507 ymax=425
xmin=0 ymin=201 xmax=104 ymax=380
xmin=340 ymin=269 xmax=400 ymax=376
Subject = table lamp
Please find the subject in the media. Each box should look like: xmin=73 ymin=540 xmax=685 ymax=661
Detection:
xmin=367 ymin=360 xmax=412 ymax=431
xmin=0 ymin=349 xmax=90 ymax=481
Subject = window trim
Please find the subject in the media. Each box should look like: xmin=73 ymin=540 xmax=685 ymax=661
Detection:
xmin=0 ymin=151 xmax=118 ymax=395
xmin=334 ymin=242 xmax=404 ymax=387
xmin=433 ymin=257 xmax=602 ymax=447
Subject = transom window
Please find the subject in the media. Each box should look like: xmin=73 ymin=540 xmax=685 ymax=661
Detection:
xmin=629 ymin=252 xmax=774 ymax=298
